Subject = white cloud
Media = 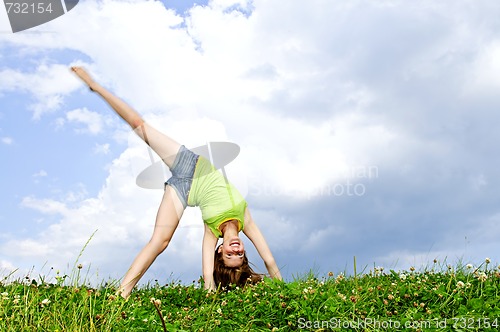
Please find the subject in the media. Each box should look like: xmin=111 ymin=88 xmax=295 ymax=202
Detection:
xmin=466 ymin=41 xmax=500 ymax=96
xmin=0 ymin=1 xmax=9 ymax=31
xmin=66 ymin=108 xmax=104 ymax=135
xmin=33 ymin=170 xmax=48 ymax=178
xmin=0 ymin=260 xmax=17 ymax=273
xmin=0 ymin=64 xmax=83 ymax=119
xmin=1 ymin=137 xmax=13 ymax=145
xmin=210 ymin=0 xmax=250 ymax=9
xmin=32 ymin=170 xmax=48 ymax=184
xmin=21 ymin=196 xmax=70 ymax=216
xmin=5 ymin=239 xmax=53 ymax=258
xmin=93 ymin=143 xmax=110 ymax=155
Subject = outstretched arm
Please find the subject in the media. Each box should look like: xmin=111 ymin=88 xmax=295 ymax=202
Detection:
xmin=242 ymin=208 xmax=282 ymax=280
xmin=202 ymin=223 xmax=218 ymax=290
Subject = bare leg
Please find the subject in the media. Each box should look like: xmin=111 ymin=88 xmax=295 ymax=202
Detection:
xmin=71 ymin=67 xmax=186 ymax=297
xmin=118 ymin=186 xmax=185 ymax=298
xmin=71 ymin=66 xmax=180 ymax=167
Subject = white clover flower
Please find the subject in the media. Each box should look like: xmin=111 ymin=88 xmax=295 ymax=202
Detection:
xmin=485 ymin=257 xmax=491 ymax=264
xmin=399 ymin=273 xmax=407 ymax=280
xmin=150 ymin=297 xmax=161 ymax=306
xmin=477 ymin=273 xmax=488 ymax=282
xmin=456 ymin=281 xmax=465 ymax=289
xmin=466 ymin=264 xmax=473 ymax=269
xmin=40 ymin=299 xmax=51 ymax=307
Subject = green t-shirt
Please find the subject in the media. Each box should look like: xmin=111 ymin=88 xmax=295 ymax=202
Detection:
xmin=187 ymin=156 xmax=247 ymax=238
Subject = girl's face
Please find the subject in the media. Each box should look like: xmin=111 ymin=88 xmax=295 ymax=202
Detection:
xmin=218 ymin=236 xmax=245 ymax=267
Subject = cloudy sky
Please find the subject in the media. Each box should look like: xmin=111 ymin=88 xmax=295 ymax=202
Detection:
xmin=1 ymin=0 xmax=500 ymax=287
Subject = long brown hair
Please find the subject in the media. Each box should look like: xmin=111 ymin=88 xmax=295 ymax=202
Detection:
xmin=213 ymin=245 xmax=262 ymax=289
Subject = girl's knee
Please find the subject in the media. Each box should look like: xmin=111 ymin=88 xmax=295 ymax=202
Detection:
xmin=149 ymin=236 xmax=171 ymax=254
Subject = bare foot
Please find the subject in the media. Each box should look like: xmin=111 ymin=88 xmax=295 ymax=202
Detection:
xmin=71 ymin=66 xmax=98 ymax=91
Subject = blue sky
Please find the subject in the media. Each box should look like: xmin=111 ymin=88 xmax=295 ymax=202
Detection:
xmin=2 ymin=0 xmax=500 ymax=286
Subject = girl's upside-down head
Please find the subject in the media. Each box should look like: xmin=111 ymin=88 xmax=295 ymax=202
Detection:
xmin=213 ymin=244 xmax=262 ymax=289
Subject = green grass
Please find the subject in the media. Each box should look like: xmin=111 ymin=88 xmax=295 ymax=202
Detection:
xmin=1 ymin=259 xmax=500 ymax=331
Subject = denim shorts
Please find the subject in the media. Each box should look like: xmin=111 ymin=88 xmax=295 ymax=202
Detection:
xmin=165 ymin=145 xmax=199 ymax=207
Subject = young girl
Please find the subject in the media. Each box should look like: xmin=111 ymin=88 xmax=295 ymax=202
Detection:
xmin=71 ymin=67 xmax=282 ymax=298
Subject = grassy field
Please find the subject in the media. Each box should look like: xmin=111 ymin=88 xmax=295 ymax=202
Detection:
xmin=1 ymin=259 xmax=500 ymax=331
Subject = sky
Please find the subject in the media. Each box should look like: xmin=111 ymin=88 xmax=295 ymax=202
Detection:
xmin=1 ymin=0 xmax=500 ymax=287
